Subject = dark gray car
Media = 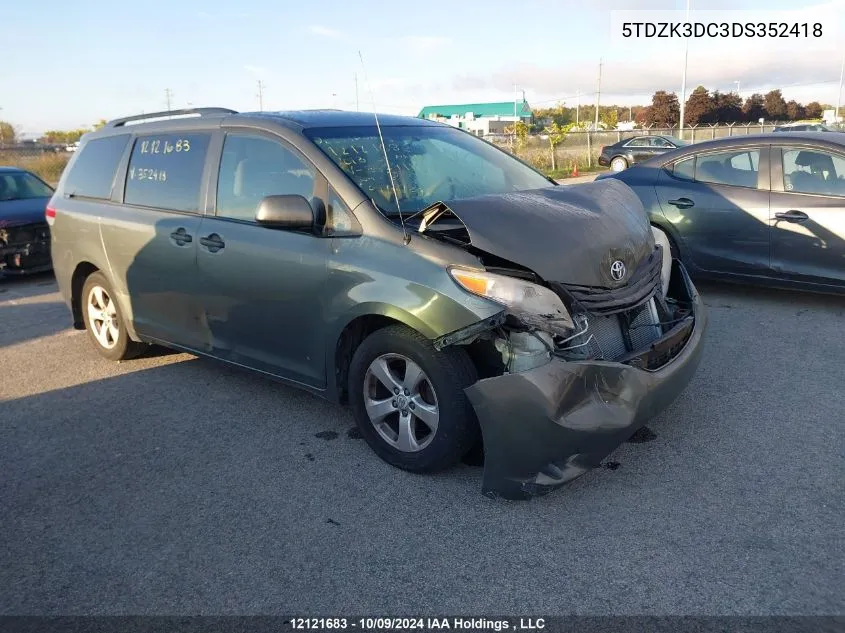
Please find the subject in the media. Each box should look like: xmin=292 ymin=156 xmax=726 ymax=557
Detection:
xmin=598 ymin=132 xmax=845 ymax=294
xmin=48 ymin=108 xmax=705 ymax=499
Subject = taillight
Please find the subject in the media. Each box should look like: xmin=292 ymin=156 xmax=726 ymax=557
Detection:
xmin=45 ymin=205 xmax=56 ymax=225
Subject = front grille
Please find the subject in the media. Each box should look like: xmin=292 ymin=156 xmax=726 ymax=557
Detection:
xmin=551 ymin=248 xmax=662 ymax=315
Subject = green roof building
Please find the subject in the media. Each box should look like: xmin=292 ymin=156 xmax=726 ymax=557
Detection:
xmin=418 ymin=100 xmax=532 ymax=121
xmin=417 ymin=100 xmax=532 ymax=137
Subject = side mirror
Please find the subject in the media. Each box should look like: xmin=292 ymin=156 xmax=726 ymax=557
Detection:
xmin=255 ymin=195 xmax=315 ymax=230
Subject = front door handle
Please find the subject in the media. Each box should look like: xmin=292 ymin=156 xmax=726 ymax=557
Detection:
xmin=200 ymin=233 xmax=225 ymax=252
xmin=668 ymin=197 xmax=695 ymax=209
xmin=774 ymin=210 xmax=809 ymax=223
xmin=169 ymin=228 xmax=193 ymax=246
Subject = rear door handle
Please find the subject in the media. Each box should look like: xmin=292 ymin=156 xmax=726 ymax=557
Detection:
xmin=200 ymin=233 xmax=225 ymax=252
xmin=774 ymin=210 xmax=809 ymax=223
xmin=169 ymin=228 xmax=192 ymax=246
xmin=668 ymin=197 xmax=694 ymax=209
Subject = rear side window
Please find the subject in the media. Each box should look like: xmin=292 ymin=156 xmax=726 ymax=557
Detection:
xmin=63 ymin=135 xmax=130 ymax=199
xmin=695 ymin=149 xmax=760 ymax=189
xmin=124 ymin=133 xmax=211 ymax=212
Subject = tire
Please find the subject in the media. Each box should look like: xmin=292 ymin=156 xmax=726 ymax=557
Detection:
xmin=81 ymin=271 xmax=147 ymax=361
xmin=610 ymin=156 xmax=628 ymax=172
xmin=348 ymin=324 xmax=480 ymax=473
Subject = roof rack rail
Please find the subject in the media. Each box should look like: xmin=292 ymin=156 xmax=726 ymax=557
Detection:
xmin=106 ymin=108 xmax=238 ymax=128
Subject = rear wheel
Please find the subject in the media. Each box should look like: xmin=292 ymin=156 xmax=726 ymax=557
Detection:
xmin=81 ymin=272 xmax=147 ymax=361
xmin=348 ymin=324 xmax=480 ymax=473
xmin=610 ymin=156 xmax=628 ymax=172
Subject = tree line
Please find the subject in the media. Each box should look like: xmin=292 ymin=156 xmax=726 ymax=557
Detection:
xmin=532 ymin=87 xmax=835 ymax=129
xmin=0 ymin=119 xmax=107 ymax=145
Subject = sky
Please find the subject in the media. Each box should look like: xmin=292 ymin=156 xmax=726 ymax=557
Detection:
xmin=2 ymin=0 xmax=844 ymax=135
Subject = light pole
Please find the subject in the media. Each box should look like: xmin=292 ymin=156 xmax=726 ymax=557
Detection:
xmin=836 ymin=52 xmax=844 ymax=124
xmin=678 ymin=0 xmax=691 ymax=139
xmin=734 ymin=80 xmax=740 ymax=96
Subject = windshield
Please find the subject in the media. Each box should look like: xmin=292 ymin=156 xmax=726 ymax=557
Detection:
xmin=304 ymin=124 xmax=553 ymax=214
xmin=0 ymin=171 xmax=54 ymax=201
xmin=665 ymin=136 xmax=689 ymax=146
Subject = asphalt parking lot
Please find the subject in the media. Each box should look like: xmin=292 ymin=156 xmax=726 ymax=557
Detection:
xmin=1 ymin=272 xmax=843 ymax=615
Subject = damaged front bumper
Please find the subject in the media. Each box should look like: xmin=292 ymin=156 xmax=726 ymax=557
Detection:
xmin=0 ymin=243 xmax=52 ymax=276
xmin=464 ymin=261 xmax=706 ymax=500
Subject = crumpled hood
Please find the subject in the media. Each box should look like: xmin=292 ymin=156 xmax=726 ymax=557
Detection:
xmin=443 ymin=179 xmax=653 ymax=287
xmin=0 ymin=197 xmax=50 ymax=228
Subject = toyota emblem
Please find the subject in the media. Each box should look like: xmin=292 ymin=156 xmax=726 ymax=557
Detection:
xmin=610 ymin=260 xmax=626 ymax=281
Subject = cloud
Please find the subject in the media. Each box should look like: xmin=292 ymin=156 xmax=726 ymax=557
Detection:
xmin=309 ymin=25 xmax=345 ymax=40
xmin=448 ymin=41 xmax=843 ymax=106
xmin=244 ymin=65 xmax=267 ymax=76
xmin=399 ymin=35 xmax=451 ymax=53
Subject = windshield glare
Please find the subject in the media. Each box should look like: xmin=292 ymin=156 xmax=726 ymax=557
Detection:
xmin=0 ymin=172 xmax=54 ymax=202
xmin=305 ymin=125 xmax=553 ymax=214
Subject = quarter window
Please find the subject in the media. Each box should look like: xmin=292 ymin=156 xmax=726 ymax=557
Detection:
xmin=64 ymin=135 xmax=130 ymax=199
xmin=695 ymin=149 xmax=760 ymax=188
xmin=670 ymin=156 xmax=695 ymax=181
xmin=124 ymin=133 xmax=211 ymax=211
xmin=216 ymin=133 xmax=316 ymax=221
xmin=782 ymin=148 xmax=845 ymax=197
xmin=327 ymin=187 xmax=355 ymax=234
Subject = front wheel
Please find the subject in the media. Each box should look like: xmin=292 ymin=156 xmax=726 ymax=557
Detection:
xmin=81 ymin=272 xmax=147 ymax=361
xmin=348 ymin=324 xmax=480 ymax=473
xmin=610 ymin=156 xmax=628 ymax=172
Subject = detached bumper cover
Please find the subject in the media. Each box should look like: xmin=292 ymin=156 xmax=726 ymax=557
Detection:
xmin=465 ymin=264 xmax=706 ymax=500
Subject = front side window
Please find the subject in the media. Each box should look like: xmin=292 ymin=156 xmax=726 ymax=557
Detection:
xmin=782 ymin=148 xmax=845 ymax=196
xmin=64 ymin=135 xmax=130 ymax=199
xmin=695 ymin=149 xmax=760 ymax=188
xmin=304 ymin=124 xmax=551 ymax=215
xmin=0 ymin=171 xmax=53 ymax=201
xmin=124 ymin=133 xmax=211 ymax=212
xmin=216 ymin=133 xmax=316 ymax=221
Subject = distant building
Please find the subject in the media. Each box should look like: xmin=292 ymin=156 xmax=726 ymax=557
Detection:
xmin=417 ymin=100 xmax=532 ymax=136
xmin=822 ymin=109 xmax=842 ymax=125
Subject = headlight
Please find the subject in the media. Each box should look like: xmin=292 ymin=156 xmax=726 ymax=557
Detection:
xmin=651 ymin=227 xmax=672 ymax=298
xmin=449 ymin=267 xmax=574 ymax=328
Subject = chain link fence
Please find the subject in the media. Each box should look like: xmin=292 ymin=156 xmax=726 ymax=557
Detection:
xmin=3 ymin=120 xmax=844 ymax=184
xmin=487 ymin=122 xmax=845 ymax=173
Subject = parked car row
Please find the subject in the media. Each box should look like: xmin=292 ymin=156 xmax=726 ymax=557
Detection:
xmin=9 ymin=108 xmax=845 ymax=500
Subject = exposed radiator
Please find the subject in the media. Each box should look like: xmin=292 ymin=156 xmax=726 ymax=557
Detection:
xmin=557 ymin=298 xmax=663 ymax=361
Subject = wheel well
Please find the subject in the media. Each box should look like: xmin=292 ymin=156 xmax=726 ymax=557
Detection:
xmin=612 ymin=155 xmax=628 ymax=164
xmin=70 ymin=262 xmax=99 ymax=329
xmin=334 ymin=315 xmax=403 ymax=403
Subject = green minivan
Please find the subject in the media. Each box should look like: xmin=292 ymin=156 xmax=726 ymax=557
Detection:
xmin=48 ymin=107 xmax=706 ymax=499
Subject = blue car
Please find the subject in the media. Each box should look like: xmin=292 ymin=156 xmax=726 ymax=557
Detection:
xmin=596 ymin=132 xmax=845 ymax=295
xmin=0 ymin=167 xmax=54 ymax=275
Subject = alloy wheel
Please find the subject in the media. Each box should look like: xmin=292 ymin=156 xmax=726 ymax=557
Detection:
xmin=363 ymin=353 xmax=440 ymax=452
xmin=87 ymin=285 xmax=119 ymax=350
